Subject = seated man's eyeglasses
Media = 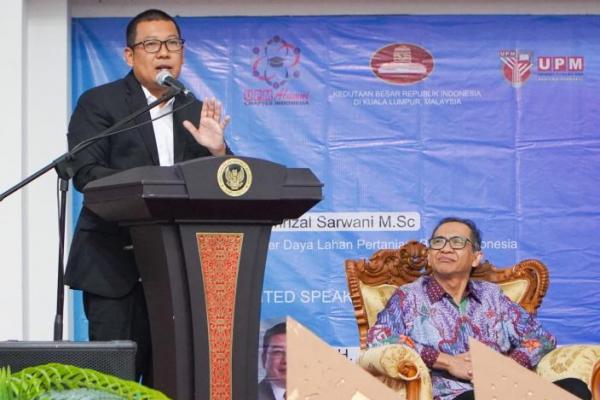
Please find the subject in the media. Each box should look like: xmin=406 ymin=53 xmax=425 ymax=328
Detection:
xmin=428 ymin=236 xmax=473 ymax=250
xmin=131 ymin=38 xmax=185 ymax=53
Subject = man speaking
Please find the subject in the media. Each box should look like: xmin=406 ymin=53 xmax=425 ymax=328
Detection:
xmin=65 ymin=9 xmax=231 ymax=384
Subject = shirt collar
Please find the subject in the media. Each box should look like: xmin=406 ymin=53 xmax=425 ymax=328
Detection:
xmin=141 ymin=85 xmax=175 ymax=107
xmin=423 ymin=275 xmax=483 ymax=304
xmin=270 ymin=382 xmax=286 ymax=400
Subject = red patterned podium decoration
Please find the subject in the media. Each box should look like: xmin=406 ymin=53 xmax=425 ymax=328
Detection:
xmin=196 ymin=232 xmax=244 ymax=400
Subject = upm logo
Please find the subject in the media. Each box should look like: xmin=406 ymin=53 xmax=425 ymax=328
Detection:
xmin=538 ymin=56 xmax=584 ymax=73
xmin=500 ymin=50 xmax=532 ymax=88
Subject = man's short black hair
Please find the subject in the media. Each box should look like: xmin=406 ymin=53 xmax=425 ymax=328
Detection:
xmin=431 ymin=217 xmax=482 ymax=251
xmin=261 ymin=322 xmax=285 ymax=367
xmin=262 ymin=322 xmax=286 ymax=351
xmin=126 ymin=9 xmax=181 ymax=48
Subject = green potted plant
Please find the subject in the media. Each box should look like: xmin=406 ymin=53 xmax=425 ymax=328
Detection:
xmin=0 ymin=363 xmax=169 ymax=399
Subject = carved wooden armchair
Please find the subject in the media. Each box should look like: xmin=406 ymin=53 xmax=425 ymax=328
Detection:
xmin=345 ymin=240 xmax=600 ymax=400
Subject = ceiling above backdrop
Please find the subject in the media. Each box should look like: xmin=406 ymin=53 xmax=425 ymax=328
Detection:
xmin=69 ymin=0 xmax=600 ymax=17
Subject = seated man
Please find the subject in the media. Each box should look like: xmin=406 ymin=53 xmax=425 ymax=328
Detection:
xmin=367 ymin=217 xmax=591 ymax=400
xmin=258 ymin=322 xmax=287 ymax=400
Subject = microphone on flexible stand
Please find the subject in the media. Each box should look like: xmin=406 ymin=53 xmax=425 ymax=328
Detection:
xmin=155 ymin=70 xmax=195 ymax=98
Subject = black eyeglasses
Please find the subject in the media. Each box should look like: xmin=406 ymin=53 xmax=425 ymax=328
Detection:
xmin=266 ymin=349 xmax=286 ymax=358
xmin=428 ymin=236 xmax=473 ymax=250
xmin=131 ymin=38 xmax=185 ymax=53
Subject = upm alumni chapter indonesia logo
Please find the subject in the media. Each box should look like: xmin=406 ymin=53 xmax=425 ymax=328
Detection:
xmin=244 ymin=35 xmax=310 ymax=106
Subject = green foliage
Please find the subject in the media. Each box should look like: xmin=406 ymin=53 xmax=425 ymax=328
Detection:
xmin=0 ymin=364 xmax=170 ymax=400
xmin=0 ymin=366 xmax=26 ymax=400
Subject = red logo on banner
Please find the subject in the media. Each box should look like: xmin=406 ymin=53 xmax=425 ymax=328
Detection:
xmin=370 ymin=43 xmax=434 ymax=85
xmin=244 ymin=35 xmax=310 ymax=106
xmin=252 ymin=35 xmax=301 ymax=89
xmin=500 ymin=50 xmax=533 ymax=88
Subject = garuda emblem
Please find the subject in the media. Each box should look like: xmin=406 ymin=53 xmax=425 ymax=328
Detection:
xmin=225 ymin=166 xmax=245 ymax=190
xmin=217 ymin=158 xmax=252 ymax=197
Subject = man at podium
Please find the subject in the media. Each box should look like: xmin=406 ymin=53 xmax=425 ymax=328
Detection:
xmin=64 ymin=8 xmax=231 ymax=384
xmin=366 ymin=217 xmax=591 ymax=400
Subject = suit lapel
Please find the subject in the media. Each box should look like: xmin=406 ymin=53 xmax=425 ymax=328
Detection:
xmin=173 ymin=94 xmax=199 ymax=163
xmin=124 ymin=72 xmax=160 ymax=165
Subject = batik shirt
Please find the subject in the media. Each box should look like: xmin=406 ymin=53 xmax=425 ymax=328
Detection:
xmin=367 ymin=276 xmax=556 ymax=400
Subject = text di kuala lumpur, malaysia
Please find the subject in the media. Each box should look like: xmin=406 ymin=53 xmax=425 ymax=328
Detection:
xmin=329 ymin=89 xmax=482 ymax=106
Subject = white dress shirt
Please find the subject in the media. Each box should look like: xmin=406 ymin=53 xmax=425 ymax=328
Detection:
xmin=142 ymin=86 xmax=176 ymax=166
xmin=271 ymin=384 xmax=285 ymax=400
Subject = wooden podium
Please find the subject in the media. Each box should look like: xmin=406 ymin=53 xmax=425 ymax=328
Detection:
xmin=83 ymin=156 xmax=322 ymax=400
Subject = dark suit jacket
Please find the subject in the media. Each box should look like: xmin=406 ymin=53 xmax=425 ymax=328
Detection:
xmin=257 ymin=379 xmax=276 ymax=400
xmin=65 ymin=71 xmax=221 ymax=298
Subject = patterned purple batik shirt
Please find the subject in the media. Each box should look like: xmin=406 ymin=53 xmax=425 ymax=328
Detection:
xmin=367 ymin=276 xmax=556 ymax=400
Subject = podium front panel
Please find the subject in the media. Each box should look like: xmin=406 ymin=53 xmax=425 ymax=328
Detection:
xmin=180 ymin=223 xmax=271 ymax=400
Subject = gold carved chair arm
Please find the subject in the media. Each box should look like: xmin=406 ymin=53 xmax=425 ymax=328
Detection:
xmin=536 ymin=344 xmax=600 ymax=399
xmin=358 ymin=344 xmax=432 ymax=400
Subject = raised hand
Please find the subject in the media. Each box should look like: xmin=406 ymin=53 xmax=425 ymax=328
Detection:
xmin=183 ymin=97 xmax=231 ymax=156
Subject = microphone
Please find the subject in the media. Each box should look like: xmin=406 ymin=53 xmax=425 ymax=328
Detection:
xmin=155 ymin=70 xmax=194 ymax=97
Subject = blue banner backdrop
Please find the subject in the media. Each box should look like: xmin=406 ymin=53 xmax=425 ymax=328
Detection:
xmin=71 ymin=15 xmax=600 ymax=347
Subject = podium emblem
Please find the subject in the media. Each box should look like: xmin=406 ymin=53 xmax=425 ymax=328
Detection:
xmin=217 ymin=158 xmax=253 ymax=197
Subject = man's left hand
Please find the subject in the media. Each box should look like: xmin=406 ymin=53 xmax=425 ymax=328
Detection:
xmin=183 ymin=97 xmax=231 ymax=156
